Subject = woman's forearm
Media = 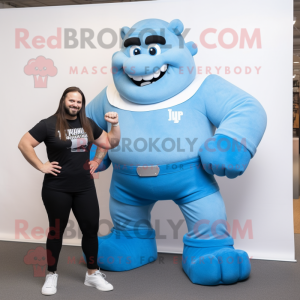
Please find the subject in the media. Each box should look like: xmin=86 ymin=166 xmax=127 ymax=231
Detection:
xmin=18 ymin=143 xmax=44 ymax=172
xmin=107 ymin=125 xmax=120 ymax=149
xmin=93 ymin=147 xmax=107 ymax=164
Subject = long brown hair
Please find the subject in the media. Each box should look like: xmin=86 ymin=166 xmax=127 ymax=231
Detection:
xmin=54 ymin=87 xmax=94 ymax=141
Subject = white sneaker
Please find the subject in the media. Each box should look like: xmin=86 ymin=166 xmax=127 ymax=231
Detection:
xmin=84 ymin=270 xmax=113 ymax=291
xmin=41 ymin=273 xmax=58 ymax=295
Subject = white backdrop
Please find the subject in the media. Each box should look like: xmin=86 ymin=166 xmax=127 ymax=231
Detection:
xmin=0 ymin=0 xmax=294 ymax=261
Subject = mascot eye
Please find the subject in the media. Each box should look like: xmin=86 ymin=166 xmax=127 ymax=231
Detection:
xmin=35 ymin=67 xmax=39 ymax=70
xmin=148 ymin=44 xmax=161 ymax=56
xmin=43 ymin=67 xmax=47 ymax=70
xmin=129 ymin=46 xmax=141 ymax=57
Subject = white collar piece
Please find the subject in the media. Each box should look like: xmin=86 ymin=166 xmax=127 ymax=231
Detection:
xmin=106 ymin=75 xmax=208 ymax=112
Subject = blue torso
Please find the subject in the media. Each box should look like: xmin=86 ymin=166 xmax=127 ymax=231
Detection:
xmin=102 ymin=88 xmax=214 ymax=166
xmin=86 ymin=74 xmax=267 ymax=204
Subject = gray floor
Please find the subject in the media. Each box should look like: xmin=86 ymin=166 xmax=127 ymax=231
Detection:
xmin=0 ymin=237 xmax=300 ymax=300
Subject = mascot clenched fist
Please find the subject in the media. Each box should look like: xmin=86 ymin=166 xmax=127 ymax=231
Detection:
xmin=86 ymin=18 xmax=267 ymax=285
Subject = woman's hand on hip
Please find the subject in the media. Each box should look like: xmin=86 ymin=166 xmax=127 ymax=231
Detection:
xmin=89 ymin=160 xmax=99 ymax=174
xmin=40 ymin=161 xmax=61 ymax=176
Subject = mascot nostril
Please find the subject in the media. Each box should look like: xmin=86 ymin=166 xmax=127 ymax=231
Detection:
xmin=86 ymin=18 xmax=267 ymax=286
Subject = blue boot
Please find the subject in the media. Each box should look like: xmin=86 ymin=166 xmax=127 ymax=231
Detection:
xmin=182 ymin=235 xmax=251 ymax=285
xmin=96 ymin=228 xmax=157 ymax=271
xmin=178 ymin=192 xmax=251 ymax=285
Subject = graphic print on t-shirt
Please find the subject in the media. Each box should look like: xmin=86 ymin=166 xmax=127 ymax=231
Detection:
xmin=58 ymin=128 xmax=88 ymax=152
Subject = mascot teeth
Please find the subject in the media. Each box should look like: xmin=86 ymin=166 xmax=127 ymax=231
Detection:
xmin=128 ymin=64 xmax=168 ymax=87
xmin=160 ymin=64 xmax=168 ymax=72
xmin=141 ymin=82 xmax=151 ymax=86
xmin=143 ymin=73 xmax=154 ymax=81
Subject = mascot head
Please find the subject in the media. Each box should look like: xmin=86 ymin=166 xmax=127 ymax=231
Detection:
xmin=112 ymin=19 xmax=198 ymax=104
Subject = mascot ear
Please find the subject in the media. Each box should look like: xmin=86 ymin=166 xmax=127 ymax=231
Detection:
xmin=186 ymin=41 xmax=198 ymax=56
xmin=167 ymin=19 xmax=184 ymax=36
xmin=121 ymin=26 xmax=130 ymax=40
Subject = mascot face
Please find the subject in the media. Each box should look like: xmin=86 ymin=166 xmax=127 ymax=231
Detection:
xmin=112 ymin=19 xmax=198 ymax=104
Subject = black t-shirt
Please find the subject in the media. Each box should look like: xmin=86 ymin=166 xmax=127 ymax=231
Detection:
xmin=29 ymin=115 xmax=103 ymax=192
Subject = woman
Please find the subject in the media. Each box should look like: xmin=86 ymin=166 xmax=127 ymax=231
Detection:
xmin=18 ymin=87 xmax=120 ymax=295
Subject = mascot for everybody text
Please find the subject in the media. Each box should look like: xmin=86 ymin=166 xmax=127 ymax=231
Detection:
xmin=86 ymin=18 xmax=267 ymax=285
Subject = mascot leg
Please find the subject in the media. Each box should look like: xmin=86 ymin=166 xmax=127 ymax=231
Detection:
xmin=97 ymin=196 xmax=157 ymax=271
xmin=178 ymin=191 xmax=251 ymax=285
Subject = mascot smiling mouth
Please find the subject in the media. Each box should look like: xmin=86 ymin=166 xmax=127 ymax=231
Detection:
xmin=127 ymin=64 xmax=168 ymax=87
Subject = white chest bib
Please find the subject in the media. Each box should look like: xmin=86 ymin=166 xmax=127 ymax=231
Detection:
xmin=106 ymin=75 xmax=208 ymax=112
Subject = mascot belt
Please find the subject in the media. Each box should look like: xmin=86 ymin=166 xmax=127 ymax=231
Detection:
xmin=112 ymin=157 xmax=202 ymax=176
xmin=110 ymin=157 xmax=220 ymax=206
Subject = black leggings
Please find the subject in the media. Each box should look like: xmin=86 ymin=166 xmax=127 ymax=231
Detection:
xmin=42 ymin=187 xmax=99 ymax=272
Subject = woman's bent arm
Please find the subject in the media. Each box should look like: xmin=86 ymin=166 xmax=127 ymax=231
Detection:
xmin=18 ymin=132 xmax=61 ymax=176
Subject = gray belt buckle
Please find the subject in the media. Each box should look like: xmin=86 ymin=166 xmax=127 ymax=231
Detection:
xmin=136 ymin=165 xmax=160 ymax=177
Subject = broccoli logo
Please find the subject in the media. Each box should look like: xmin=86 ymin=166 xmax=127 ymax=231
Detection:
xmin=24 ymin=56 xmax=57 ymax=88
xmin=24 ymin=246 xmax=55 ymax=277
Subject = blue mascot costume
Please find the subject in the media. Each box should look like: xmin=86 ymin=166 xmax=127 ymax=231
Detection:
xmin=86 ymin=18 xmax=267 ymax=285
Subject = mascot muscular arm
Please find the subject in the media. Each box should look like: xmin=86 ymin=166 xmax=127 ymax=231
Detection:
xmin=86 ymin=18 xmax=267 ymax=286
xmin=198 ymin=74 xmax=267 ymax=178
